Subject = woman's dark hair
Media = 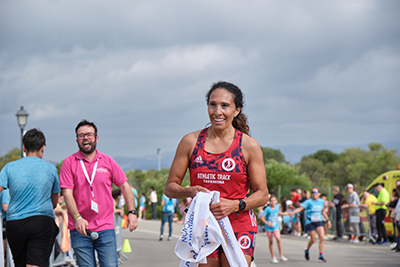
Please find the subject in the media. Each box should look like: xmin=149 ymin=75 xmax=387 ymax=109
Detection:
xmin=206 ymin=81 xmax=250 ymax=135
xmin=280 ymin=196 xmax=287 ymax=212
xmin=22 ymin=128 xmax=46 ymax=153
xmin=75 ymin=119 xmax=98 ymax=135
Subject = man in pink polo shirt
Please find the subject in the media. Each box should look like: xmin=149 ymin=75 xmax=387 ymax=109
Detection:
xmin=60 ymin=120 xmax=138 ymax=267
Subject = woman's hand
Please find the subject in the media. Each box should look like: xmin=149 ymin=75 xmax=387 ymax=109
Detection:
xmin=190 ymin=185 xmax=210 ymax=197
xmin=210 ymin=198 xmax=239 ymax=220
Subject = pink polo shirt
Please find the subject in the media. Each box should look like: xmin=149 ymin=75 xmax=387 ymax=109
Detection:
xmin=60 ymin=150 xmax=127 ymax=232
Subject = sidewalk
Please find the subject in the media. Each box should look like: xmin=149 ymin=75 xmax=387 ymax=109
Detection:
xmin=119 ymin=220 xmax=398 ymax=267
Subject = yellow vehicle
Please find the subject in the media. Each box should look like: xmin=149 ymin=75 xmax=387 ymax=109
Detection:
xmin=365 ymin=169 xmax=400 ymax=237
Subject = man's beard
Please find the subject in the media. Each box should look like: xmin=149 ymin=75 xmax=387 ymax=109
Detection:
xmin=79 ymin=141 xmax=97 ymax=155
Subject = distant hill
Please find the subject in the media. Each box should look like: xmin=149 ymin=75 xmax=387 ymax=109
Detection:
xmin=112 ymin=141 xmax=400 ymax=171
xmin=272 ymin=140 xmax=400 ymax=164
xmin=114 ymin=151 xmax=175 ymax=172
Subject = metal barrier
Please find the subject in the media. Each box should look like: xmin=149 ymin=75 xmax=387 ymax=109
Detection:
xmin=49 ymin=213 xmax=127 ymax=266
xmin=115 ymin=213 xmax=128 ymax=264
xmin=327 ymin=206 xmax=376 ymax=244
xmin=50 ymin=214 xmax=76 ymax=267
xmin=1 ymin=216 xmax=15 ymax=267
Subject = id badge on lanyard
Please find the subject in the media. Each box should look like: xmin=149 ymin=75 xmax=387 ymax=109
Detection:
xmin=80 ymin=158 xmax=99 ymax=213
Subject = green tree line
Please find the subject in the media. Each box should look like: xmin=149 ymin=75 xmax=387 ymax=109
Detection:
xmin=1 ymin=143 xmax=399 ymax=219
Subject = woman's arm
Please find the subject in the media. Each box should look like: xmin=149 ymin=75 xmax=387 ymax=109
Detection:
xmin=164 ymin=132 xmax=209 ymax=199
xmin=241 ymin=135 xmax=269 ymax=209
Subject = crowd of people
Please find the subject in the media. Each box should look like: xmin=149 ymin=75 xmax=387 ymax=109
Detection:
xmin=256 ymin=181 xmax=400 ymax=264
xmin=0 ymin=81 xmax=399 ymax=267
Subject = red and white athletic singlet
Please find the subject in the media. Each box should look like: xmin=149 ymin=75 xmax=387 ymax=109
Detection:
xmin=189 ymin=128 xmax=258 ymax=233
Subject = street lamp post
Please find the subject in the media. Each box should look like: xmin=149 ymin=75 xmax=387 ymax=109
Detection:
xmin=16 ymin=106 xmax=29 ymax=158
xmin=157 ymin=148 xmax=161 ymax=171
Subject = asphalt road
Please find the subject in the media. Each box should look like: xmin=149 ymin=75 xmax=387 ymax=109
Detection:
xmin=119 ymin=220 xmax=399 ymax=267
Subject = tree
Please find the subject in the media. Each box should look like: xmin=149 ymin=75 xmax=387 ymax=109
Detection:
xmin=309 ymin=149 xmax=339 ymax=164
xmin=0 ymin=148 xmax=21 ymax=171
xmin=265 ymin=159 xmax=311 ymax=197
xmin=261 ymin=147 xmax=285 ymax=163
xmin=297 ymin=157 xmax=325 ymax=184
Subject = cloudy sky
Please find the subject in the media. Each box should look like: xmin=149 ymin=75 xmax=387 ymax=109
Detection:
xmin=1 ymin=0 xmax=399 ymax=165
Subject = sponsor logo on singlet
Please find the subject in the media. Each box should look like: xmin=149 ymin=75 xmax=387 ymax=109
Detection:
xmin=194 ymin=156 xmax=203 ymax=164
xmin=238 ymin=235 xmax=251 ymax=249
xmin=222 ymin=158 xmax=235 ymax=172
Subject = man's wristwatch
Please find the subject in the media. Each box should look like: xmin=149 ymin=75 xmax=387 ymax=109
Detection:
xmin=238 ymin=199 xmax=246 ymax=211
xmin=128 ymin=210 xmax=137 ymax=216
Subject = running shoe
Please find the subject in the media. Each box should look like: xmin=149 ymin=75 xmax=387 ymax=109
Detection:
xmin=168 ymin=236 xmax=172 ymax=241
xmin=270 ymin=257 xmax=279 ymax=263
xmin=304 ymin=249 xmax=309 ymax=261
xmin=390 ymin=242 xmax=397 ymax=249
xmin=159 ymin=235 xmax=163 ymax=241
xmin=318 ymin=256 xmax=327 ymax=263
xmin=350 ymin=239 xmax=359 ymax=243
xmin=380 ymin=241 xmax=389 ymax=245
xmin=280 ymin=255 xmax=288 ymax=261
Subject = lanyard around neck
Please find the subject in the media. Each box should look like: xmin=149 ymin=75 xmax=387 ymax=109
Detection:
xmin=80 ymin=158 xmax=99 ymax=199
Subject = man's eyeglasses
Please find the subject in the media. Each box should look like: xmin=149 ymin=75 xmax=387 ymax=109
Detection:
xmin=311 ymin=190 xmax=319 ymax=194
xmin=77 ymin=132 xmax=96 ymax=139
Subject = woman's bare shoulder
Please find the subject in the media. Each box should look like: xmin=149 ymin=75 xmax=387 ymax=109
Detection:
xmin=241 ymin=133 xmax=262 ymax=152
xmin=177 ymin=129 xmax=203 ymax=153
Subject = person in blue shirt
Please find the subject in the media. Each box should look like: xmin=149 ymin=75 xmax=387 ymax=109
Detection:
xmin=290 ymin=188 xmax=331 ymax=263
xmin=159 ymin=194 xmax=177 ymax=241
xmin=260 ymin=195 xmax=288 ymax=263
xmin=0 ymin=128 xmax=60 ymax=267
xmin=0 ymin=189 xmax=10 ymax=259
xmin=139 ymin=193 xmax=147 ymax=220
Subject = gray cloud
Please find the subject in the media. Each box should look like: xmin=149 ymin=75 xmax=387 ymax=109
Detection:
xmin=1 ymin=0 xmax=399 ymax=164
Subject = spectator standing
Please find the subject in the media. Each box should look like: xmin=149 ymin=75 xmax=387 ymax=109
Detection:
xmin=297 ymin=188 xmax=302 ymax=197
xmin=60 ymin=120 xmax=138 ymax=267
xmin=159 ymin=194 xmax=177 ymax=241
xmin=320 ymin=194 xmax=330 ymax=240
xmin=0 ymin=129 xmax=60 ymax=267
xmin=290 ymin=188 xmax=301 ymax=204
xmin=372 ymin=183 xmax=390 ymax=244
xmin=290 ymin=202 xmax=301 ymax=237
xmin=329 ymin=186 xmax=344 ymax=241
xmin=387 ymin=188 xmax=399 ymax=249
xmin=299 ymin=190 xmax=310 ymax=237
xmin=131 ymin=184 xmax=139 ymax=209
xmin=280 ymin=197 xmax=290 ymax=235
xmin=359 ymin=190 xmax=378 ymax=241
xmin=393 ymin=185 xmax=400 ymax=252
xmin=112 ymin=189 xmax=125 ymax=218
xmin=342 ymin=183 xmax=360 ymax=243
xmin=139 ymin=193 xmax=146 ymax=220
xmin=149 ymin=186 xmax=158 ymax=220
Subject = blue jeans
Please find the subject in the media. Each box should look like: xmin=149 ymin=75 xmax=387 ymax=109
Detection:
xmin=71 ymin=229 xmax=118 ymax=267
xmin=160 ymin=212 xmax=173 ymax=237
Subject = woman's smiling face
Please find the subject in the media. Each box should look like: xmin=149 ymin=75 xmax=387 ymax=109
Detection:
xmin=207 ymin=88 xmax=240 ymax=130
